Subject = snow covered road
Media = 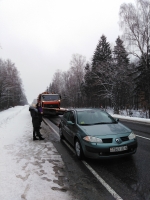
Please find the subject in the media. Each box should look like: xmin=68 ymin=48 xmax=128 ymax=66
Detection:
xmin=0 ymin=106 xmax=73 ymax=200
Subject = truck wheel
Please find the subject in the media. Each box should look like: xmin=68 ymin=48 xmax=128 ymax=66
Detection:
xmin=75 ymin=139 xmax=84 ymax=159
xmin=59 ymin=127 xmax=65 ymax=140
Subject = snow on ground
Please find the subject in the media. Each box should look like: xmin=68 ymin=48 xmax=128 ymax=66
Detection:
xmin=107 ymin=109 xmax=150 ymax=124
xmin=0 ymin=106 xmax=73 ymax=200
xmin=0 ymin=106 xmax=150 ymax=200
xmin=111 ymin=113 xmax=150 ymax=124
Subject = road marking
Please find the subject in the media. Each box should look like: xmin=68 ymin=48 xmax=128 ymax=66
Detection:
xmin=43 ymin=118 xmax=59 ymax=136
xmin=82 ymin=161 xmax=123 ymax=200
xmin=136 ymin=135 xmax=150 ymax=140
xmin=43 ymin=118 xmax=123 ymax=200
xmin=63 ymin=140 xmax=123 ymax=200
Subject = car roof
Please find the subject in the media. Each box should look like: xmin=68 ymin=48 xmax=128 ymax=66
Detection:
xmin=41 ymin=94 xmax=59 ymax=95
xmin=66 ymin=108 xmax=102 ymax=112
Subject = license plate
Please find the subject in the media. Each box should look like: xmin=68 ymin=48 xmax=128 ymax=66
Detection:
xmin=110 ymin=146 xmax=128 ymax=152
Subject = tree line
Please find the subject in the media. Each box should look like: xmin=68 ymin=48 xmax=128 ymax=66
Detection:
xmin=0 ymin=58 xmax=28 ymax=110
xmin=48 ymin=0 xmax=150 ymax=118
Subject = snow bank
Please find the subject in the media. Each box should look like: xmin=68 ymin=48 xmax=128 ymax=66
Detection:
xmin=111 ymin=114 xmax=150 ymax=124
xmin=0 ymin=105 xmax=73 ymax=200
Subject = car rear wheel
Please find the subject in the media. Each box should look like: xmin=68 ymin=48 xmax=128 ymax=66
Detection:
xmin=75 ymin=139 xmax=84 ymax=159
xmin=59 ymin=127 xmax=65 ymax=140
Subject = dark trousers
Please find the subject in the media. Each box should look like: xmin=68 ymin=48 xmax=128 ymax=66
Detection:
xmin=33 ymin=127 xmax=41 ymax=138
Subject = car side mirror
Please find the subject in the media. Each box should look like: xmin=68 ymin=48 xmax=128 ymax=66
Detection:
xmin=115 ymin=118 xmax=119 ymax=122
xmin=67 ymin=121 xmax=74 ymax=125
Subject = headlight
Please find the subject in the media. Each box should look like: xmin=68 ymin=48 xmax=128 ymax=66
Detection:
xmin=83 ymin=136 xmax=103 ymax=143
xmin=128 ymin=132 xmax=136 ymax=140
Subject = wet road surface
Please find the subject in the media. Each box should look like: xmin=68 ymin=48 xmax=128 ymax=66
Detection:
xmin=44 ymin=115 xmax=150 ymax=200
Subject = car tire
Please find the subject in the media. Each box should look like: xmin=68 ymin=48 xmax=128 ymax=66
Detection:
xmin=59 ymin=127 xmax=65 ymax=140
xmin=75 ymin=139 xmax=84 ymax=159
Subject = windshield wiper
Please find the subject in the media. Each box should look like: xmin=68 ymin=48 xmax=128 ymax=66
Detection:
xmin=79 ymin=123 xmax=92 ymax=126
xmin=92 ymin=122 xmax=108 ymax=125
xmin=92 ymin=122 xmax=117 ymax=125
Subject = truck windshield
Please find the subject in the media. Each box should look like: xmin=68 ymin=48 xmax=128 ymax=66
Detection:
xmin=42 ymin=95 xmax=60 ymax=101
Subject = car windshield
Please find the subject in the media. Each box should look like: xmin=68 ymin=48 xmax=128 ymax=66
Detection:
xmin=77 ymin=109 xmax=116 ymax=125
xmin=41 ymin=95 xmax=60 ymax=101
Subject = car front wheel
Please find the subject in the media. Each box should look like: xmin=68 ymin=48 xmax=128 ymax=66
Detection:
xmin=75 ymin=139 xmax=84 ymax=159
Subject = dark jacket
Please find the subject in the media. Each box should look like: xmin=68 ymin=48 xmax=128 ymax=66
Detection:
xmin=29 ymin=106 xmax=42 ymax=128
xmin=36 ymin=104 xmax=43 ymax=123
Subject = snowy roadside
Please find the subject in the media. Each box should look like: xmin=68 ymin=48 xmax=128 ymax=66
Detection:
xmin=105 ymin=108 xmax=150 ymax=124
xmin=0 ymin=106 xmax=150 ymax=200
xmin=111 ymin=113 xmax=150 ymax=124
xmin=0 ymin=105 xmax=73 ymax=200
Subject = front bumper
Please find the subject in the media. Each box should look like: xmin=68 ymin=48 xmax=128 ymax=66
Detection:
xmin=82 ymin=140 xmax=137 ymax=159
xmin=43 ymin=108 xmax=66 ymax=115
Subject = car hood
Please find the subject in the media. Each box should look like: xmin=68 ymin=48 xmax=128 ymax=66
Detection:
xmin=79 ymin=122 xmax=131 ymax=136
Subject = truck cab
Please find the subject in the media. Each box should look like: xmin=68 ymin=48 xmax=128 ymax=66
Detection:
xmin=41 ymin=94 xmax=61 ymax=109
xmin=38 ymin=93 xmax=65 ymax=116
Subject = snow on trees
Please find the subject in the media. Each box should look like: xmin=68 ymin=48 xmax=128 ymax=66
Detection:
xmin=119 ymin=0 xmax=150 ymax=117
xmin=0 ymin=59 xmax=27 ymax=110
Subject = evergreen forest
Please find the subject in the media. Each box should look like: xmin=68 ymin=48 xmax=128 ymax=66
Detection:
xmin=48 ymin=0 xmax=150 ymax=118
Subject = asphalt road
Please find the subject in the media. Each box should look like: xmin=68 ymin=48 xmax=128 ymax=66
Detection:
xmin=43 ymin=116 xmax=150 ymax=200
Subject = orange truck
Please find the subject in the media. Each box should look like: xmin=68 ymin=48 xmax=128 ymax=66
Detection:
xmin=38 ymin=92 xmax=66 ymax=116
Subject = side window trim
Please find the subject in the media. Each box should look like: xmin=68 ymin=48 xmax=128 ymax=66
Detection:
xmin=69 ymin=111 xmax=75 ymax=123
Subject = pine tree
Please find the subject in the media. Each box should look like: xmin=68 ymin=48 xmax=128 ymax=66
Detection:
xmin=92 ymin=35 xmax=112 ymax=69
xmin=90 ymin=35 xmax=112 ymax=107
xmin=133 ymin=54 xmax=150 ymax=117
xmin=113 ymin=36 xmax=129 ymax=66
xmin=81 ymin=63 xmax=93 ymax=107
xmin=112 ymin=36 xmax=130 ymax=112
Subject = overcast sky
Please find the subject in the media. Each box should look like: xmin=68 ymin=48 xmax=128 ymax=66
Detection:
xmin=0 ymin=0 xmax=135 ymax=103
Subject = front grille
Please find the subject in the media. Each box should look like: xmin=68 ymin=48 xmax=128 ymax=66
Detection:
xmin=121 ymin=136 xmax=129 ymax=141
xmin=102 ymin=138 xmax=112 ymax=143
xmin=44 ymin=104 xmax=59 ymax=108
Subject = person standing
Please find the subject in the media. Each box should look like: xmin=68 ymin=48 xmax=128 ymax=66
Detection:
xmin=36 ymin=102 xmax=43 ymax=129
xmin=29 ymin=103 xmax=44 ymax=141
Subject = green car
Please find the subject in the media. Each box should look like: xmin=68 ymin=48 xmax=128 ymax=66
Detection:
xmin=59 ymin=108 xmax=138 ymax=159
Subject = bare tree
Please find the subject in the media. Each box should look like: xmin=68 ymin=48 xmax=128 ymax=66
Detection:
xmin=70 ymin=54 xmax=86 ymax=91
xmin=69 ymin=54 xmax=86 ymax=107
xmin=119 ymin=0 xmax=150 ymax=117
xmin=119 ymin=0 xmax=150 ymax=67
xmin=49 ymin=69 xmax=64 ymax=94
xmin=49 ymin=54 xmax=86 ymax=108
xmin=0 ymin=58 xmax=27 ymax=110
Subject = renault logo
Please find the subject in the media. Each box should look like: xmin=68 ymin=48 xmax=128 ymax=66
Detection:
xmin=115 ymin=138 xmax=121 ymax=144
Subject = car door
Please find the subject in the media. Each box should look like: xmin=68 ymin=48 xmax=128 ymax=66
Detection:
xmin=61 ymin=111 xmax=70 ymax=139
xmin=63 ymin=111 xmax=75 ymax=145
xmin=66 ymin=111 xmax=76 ymax=145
